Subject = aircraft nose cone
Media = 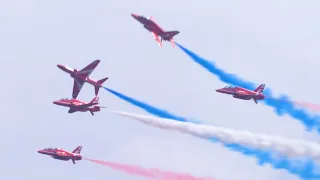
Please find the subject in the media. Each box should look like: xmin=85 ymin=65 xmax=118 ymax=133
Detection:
xmin=57 ymin=64 xmax=63 ymax=69
xmin=131 ymin=13 xmax=139 ymax=18
xmin=37 ymin=150 xmax=44 ymax=154
xmin=215 ymin=89 xmax=222 ymax=92
xmin=53 ymin=101 xmax=59 ymax=105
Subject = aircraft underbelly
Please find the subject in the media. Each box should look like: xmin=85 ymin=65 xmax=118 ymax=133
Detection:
xmin=86 ymin=79 xmax=96 ymax=85
xmin=233 ymin=95 xmax=251 ymax=100
xmin=52 ymin=156 xmax=69 ymax=160
xmin=144 ymin=25 xmax=162 ymax=34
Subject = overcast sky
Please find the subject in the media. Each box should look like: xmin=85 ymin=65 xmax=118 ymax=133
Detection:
xmin=1 ymin=0 xmax=320 ymax=180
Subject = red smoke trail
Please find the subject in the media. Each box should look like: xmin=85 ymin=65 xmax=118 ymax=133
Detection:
xmin=85 ymin=158 xmax=215 ymax=180
xmin=266 ymin=97 xmax=320 ymax=112
xmin=293 ymin=101 xmax=320 ymax=112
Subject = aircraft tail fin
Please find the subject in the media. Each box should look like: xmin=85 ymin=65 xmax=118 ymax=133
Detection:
xmin=72 ymin=146 xmax=82 ymax=154
xmin=95 ymin=77 xmax=108 ymax=95
xmin=89 ymin=96 xmax=99 ymax=104
xmin=254 ymin=84 xmax=265 ymax=93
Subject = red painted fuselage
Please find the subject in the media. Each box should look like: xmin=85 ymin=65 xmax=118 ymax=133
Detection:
xmin=216 ymin=84 xmax=265 ymax=104
xmin=37 ymin=146 xmax=82 ymax=164
xmin=57 ymin=64 xmax=100 ymax=87
xmin=131 ymin=13 xmax=179 ymax=47
xmin=53 ymin=96 xmax=103 ymax=115
xmin=57 ymin=60 xmax=108 ymax=99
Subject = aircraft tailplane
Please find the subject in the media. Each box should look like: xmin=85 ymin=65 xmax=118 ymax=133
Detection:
xmin=161 ymin=31 xmax=180 ymax=47
xmin=163 ymin=31 xmax=179 ymax=39
xmin=95 ymin=77 xmax=109 ymax=95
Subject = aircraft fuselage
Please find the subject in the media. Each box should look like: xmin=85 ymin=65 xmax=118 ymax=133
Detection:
xmin=57 ymin=64 xmax=101 ymax=87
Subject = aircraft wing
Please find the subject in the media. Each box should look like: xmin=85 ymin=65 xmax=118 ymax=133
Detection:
xmin=68 ymin=108 xmax=77 ymax=113
xmin=72 ymin=78 xmax=85 ymax=99
xmin=77 ymin=102 xmax=98 ymax=108
xmin=235 ymin=91 xmax=254 ymax=99
xmin=72 ymin=60 xmax=100 ymax=98
xmin=56 ymin=151 xmax=72 ymax=157
xmin=236 ymin=90 xmax=251 ymax=95
xmin=77 ymin=60 xmax=100 ymax=79
xmin=151 ymin=32 xmax=163 ymax=47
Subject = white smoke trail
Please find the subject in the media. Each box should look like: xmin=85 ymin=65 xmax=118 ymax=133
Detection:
xmin=113 ymin=110 xmax=320 ymax=159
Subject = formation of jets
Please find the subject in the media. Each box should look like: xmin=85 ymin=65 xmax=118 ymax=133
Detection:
xmin=54 ymin=60 xmax=107 ymax=116
xmin=39 ymin=13 xmax=267 ymax=164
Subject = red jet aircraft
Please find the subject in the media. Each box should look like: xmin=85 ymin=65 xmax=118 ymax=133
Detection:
xmin=37 ymin=146 xmax=82 ymax=164
xmin=216 ymin=84 xmax=265 ymax=104
xmin=53 ymin=96 xmax=105 ymax=115
xmin=57 ymin=59 xmax=108 ymax=99
xmin=131 ymin=13 xmax=180 ymax=47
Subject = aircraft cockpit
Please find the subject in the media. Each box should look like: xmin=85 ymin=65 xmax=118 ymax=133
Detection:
xmin=44 ymin=147 xmax=54 ymax=150
xmin=224 ymin=86 xmax=234 ymax=89
xmin=60 ymin=98 xmax=70 ymax=100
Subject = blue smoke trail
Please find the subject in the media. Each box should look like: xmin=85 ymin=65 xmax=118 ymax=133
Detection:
xmin=104 ymin=87 xmax=320 ymax=179
xmin=175 ymin=42 xmax=320 ymax=132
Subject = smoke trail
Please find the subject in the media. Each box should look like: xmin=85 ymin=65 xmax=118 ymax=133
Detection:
xmin=293 ymin=101 xmax=320 ymax=112
xmin=114 ymin=111 xmax=320 ymax=160
xmin=85 ymin=158 xmax=215 ymax=180
xmin=104 ymin=87 xmax=188 ymax=122
xmin=175 ymin=42 xmax=320 ymax=132
xmin=104 ymin=87 xmax=320 ymax=179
